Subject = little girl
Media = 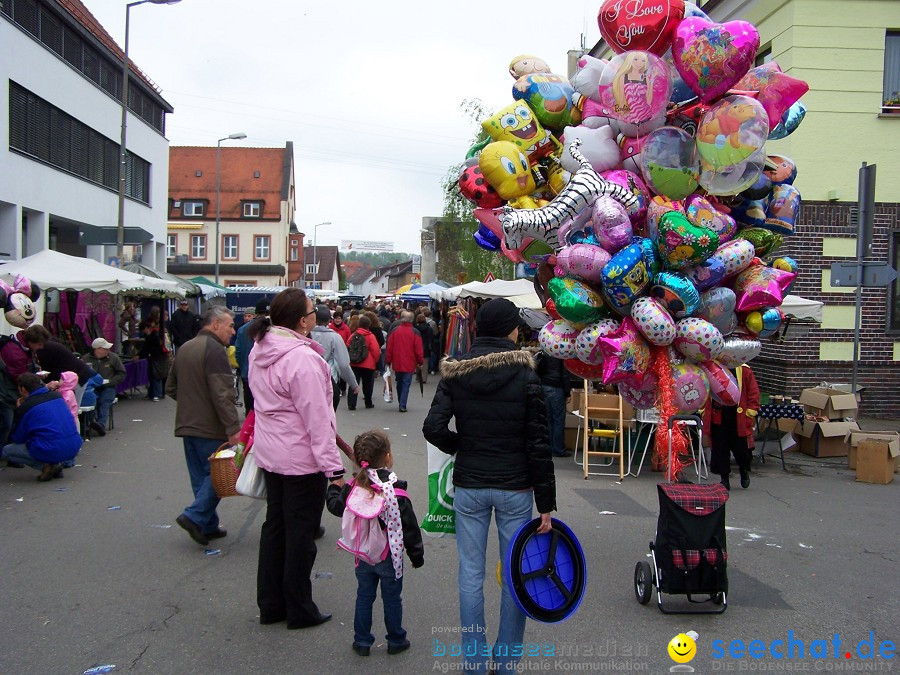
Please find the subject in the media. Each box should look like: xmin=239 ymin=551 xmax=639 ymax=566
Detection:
xmin=326 ymin=429 xmax=424 ymax=657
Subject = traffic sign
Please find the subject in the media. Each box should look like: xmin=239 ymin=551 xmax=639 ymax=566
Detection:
xmin=830 ymin=262 xmax=898 ymax=288
xmin=483 ymin=272 xmax=496 ymax=283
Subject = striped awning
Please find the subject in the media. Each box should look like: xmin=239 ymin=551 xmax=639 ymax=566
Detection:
xmin=168 ymin=223 xmax=204 ymax=230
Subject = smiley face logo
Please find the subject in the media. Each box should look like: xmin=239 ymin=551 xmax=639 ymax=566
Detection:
xmin=668 ymin=633 xmax=697 ymax=664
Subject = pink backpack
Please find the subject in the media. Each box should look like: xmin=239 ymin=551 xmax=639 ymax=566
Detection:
xmin=337 ymin=483 xmax=407 ymax=566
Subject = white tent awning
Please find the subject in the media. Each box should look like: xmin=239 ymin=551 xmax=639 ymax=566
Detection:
xmin=780 ymin=294 xmax=823 ymax=322
xmin=431 ymin=278 xmax=542 ymax=309
xmin=0 ymin=250 xmax=184 ymax=296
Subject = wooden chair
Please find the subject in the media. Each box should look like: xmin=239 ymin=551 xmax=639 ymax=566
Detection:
xmin=579 ymin=381 xmax=626 ymax=480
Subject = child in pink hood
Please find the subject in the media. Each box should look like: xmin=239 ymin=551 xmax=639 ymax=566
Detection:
xmin=57 ymin=371 xmax=79 ymax=425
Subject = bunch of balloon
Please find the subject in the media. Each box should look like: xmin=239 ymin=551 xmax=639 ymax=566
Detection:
xmin=454 ymin=1 xmax=808 ymax=477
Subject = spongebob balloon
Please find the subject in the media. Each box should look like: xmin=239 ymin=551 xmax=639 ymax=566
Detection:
xmin=482 ymin=102 xmax=559 ymax=160
xmin=478 ymin=141 xmax=536 ymax=201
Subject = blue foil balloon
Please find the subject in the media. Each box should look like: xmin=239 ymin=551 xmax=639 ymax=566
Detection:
xmin=768 ymin=102 xmax=807 ymax=141
xmin=638 ymin=237 xmax=662 ymax=276
xmin=600 ymin=243 xmax=651 ymax=316
xmin=649 ymin=272 xmax=700 ymax=319
xmin=474 ymin=224 xmax=500 ymax=252
xmin=569 ymin=229 xmax=602 ymax=247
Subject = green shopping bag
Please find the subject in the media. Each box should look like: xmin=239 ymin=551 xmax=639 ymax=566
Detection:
xmin=421 ymin=442 xmax=455 ymax=537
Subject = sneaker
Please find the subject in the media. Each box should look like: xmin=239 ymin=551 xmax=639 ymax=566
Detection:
xmin=352 ymin=643 xmax=371 ymax=657
xmin=740 ymin=469 xmax=750 ymax=489
xmin=151 ymin=397 xmax=161 ymax=402
xmin=387 ymin=639 xmax=411 ymax=655
xmin=398 ymin=407 xmax=407 ymax=413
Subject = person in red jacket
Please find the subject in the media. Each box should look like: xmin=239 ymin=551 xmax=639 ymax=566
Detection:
xmin=329 ymin=309 xmax=352 ymax=345
xmin=385 ymin=311 xmax=423 ymax=413
xmin=347 ymin=316 xmax=381 ymax=410
xmin=703 ymin=364 xmax=760 ymax=490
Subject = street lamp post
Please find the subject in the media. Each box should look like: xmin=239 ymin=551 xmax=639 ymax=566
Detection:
xmin=214 ymin=132 xmax=248 ymax=284
xmin=311 ymin=221 xmax=332 ymax=290
xmin=116 ymin=0 xmax=181 ymax=268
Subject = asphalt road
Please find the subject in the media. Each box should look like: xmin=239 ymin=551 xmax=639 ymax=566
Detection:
xmin=1 ymin=376 xmax=897 ymax=675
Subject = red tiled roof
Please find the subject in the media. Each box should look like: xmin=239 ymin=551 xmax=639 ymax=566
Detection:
xmin=168 ymin=146 xmax=290 ymax=220
xmin=57 ymin=0 xmax=160 ymax=93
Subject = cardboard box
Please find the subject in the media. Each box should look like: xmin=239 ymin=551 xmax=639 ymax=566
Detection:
xmin=567 ymin=390 xmax=583 ymax=413
xmin=847 ymin=431 xmax=900 ymax=472
xmin=799 ymin=387 xmax=858 ymax=420
xmin=856 ymin=440 xmax=898 ymax=484
xmin=797 ymin=420 xmax=858 ymax=458
xmin=564 ymin=427 xmax=579 ymax=451
xmin=777 ymin=419 xmax=799 ymax=434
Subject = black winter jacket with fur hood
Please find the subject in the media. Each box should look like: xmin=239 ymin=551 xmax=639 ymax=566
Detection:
xmin=422 ymin=337 xmax=556 ymax=514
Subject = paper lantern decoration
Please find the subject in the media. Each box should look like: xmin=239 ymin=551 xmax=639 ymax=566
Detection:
xmin=631 ymin=296 xmax=676 ymax=346
xmin=673 ymin=317 xmax=725 ymax=363
xmin=538 ymin=320 xmax=581 ymax=360
xmin=574 ymin=318 xmax=620 ymax=365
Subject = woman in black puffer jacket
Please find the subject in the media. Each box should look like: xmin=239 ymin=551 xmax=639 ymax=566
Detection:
xmin=422 ymin=298 xmax=555 ymax=674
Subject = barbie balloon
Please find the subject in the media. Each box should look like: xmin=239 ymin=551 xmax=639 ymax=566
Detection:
xmin=685 ymin=193 xmax=737 ymax=243
xmin=600 ymin=243 xmax=652 ymax=315
xmin=592 ymin=196 xmax=633 ymax=253
xmin=674 ymin=317 xmax=725 ymax=363
xmin=743 ymin=306 xmax=784 ymax=338
xmin=548 ymin=276 xmax=608 ymax=324
xmin=710 ymin=239 xmax=755 ymax=277
xmin=656 ymin=211 xmax=719 ymax=270
xmin=597 ymin=51 xmax=673 ymax=126
xmin=640 ymin=126 xmax=699 ymax=200
xmin=717 ymin=336 xmax=762 ymax=367
xmin=538 ymin=320 xmax=581 ymax=360
xmin=700 ymin=361 xmax=740 ymax=406
xmin=733 ymin=265 xmax=795 ymax=312
xmin=601 ymin=170 xmax=650 ymax=229
xmin=673 ymin=18 xmax=760 ymax=102
xmin=555 ymin=244 xmax=612 ymax=284
xmin=597 ymin=0 xmax=686 ymax=56
xmin=575 ymin=318 xmax=620 ymax=365
xmin=694 ymin=287 xmax=737 ymax=333
xmin=631 ymin=296 xmax=677 ymax=346
xmin=649 ymin=271 xmax=700 ymax=319
xmin=597 ymin=317 xmax=652 ymax=386
xmin=671 ymin=362 xmax=710 ymax=413
xmin=684 ymin=257 xmax=726 ymax=292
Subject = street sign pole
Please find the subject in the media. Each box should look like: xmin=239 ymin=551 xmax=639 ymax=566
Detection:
xmin=851 ymin=162 xmax=876 ymax=396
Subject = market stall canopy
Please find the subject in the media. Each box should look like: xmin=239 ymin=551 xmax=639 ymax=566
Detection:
xmin=401 ymin=282 xmax=446 ymax=301
xmin=393 ymin=282 xmax=421 ymax=296
xmin=0 ymin=250 xmax=184 ymax=297
xmin=187 ymin=276 xmax=227 ymax=299
xmin=432 ymin=278 xmax=542 ymax=309
xmin=124 ymin=262 xmax=200 ymax=297
xmin=780 ymin=294 xmax=823 ymax=322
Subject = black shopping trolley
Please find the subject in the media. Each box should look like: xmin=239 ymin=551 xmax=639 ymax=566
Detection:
xmin=634 ymin=417 xmax=729 ymax=614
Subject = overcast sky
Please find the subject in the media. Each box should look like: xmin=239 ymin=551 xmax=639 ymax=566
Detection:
xmin=83 ymin=0 xmax=601 ymax=254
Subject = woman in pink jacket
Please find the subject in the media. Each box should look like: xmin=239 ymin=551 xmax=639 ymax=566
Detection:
xmin=247 ymin=288 xmax=346 ymax=630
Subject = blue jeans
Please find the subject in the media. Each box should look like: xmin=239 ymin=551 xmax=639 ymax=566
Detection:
xmin=354 ymin=557 xmax=406 ymax=648
xmin=454 ymin=486 xmax=533 ymax=673
xmin=2 ymin=442 xmax=43 ymax=470
xmin=94 ymin=387 xmax=118 ymax=427
xmin=395 ymin=371 xmax=413 ymax=410
xmin=181 ymin=436 xmax=222 ymax=534
xmin=542 ymin=386 xmax=567 ymax=456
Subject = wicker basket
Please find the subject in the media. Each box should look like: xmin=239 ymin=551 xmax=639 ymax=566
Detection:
xmin=209 ymin=443 xmax=241 ymax=498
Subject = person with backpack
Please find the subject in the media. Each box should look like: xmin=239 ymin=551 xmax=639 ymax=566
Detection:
xmin=346 ymin=316 xmax=380 ymax=411
xmin=385 ymin=311 xmax=423 ymax=413
xmin=326 ymin=429 xmax=424 ymax=657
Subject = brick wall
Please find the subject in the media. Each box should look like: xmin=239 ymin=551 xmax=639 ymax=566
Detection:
xmin=753 ymin=201 xmax=900 ymax=418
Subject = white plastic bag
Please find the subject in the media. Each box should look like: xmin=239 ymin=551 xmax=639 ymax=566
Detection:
xmin=236 ymin=449 xmax=267 ymax=499
xmin=383 ymin=365 xmax=393 ymax=403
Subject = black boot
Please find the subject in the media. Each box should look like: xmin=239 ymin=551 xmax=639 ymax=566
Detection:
xmin=720 ymin=475 xmax=731 ymax=491
xmin=740 ymin=468 xmax=750 ymax=489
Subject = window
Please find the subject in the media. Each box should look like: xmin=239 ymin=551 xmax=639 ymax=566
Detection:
xmin=290 ymin=245 xmax=298 ymax=261
xmin=755 ymin=45 xmax=772 ymax=67
xmin=1 ymin=0 xmax=165 ymax=133
xmin=222 ymin=235 xmax=238 ymax=260
xmin=190 ymin=234 xmax=206 ymax=259
xmin=166 ymin=234 xmax=177 ymax=258
xmin=183 ymin=201 xmax=204 ymax=217
xmin=243 ymin=202 xmax=261 ymax=218
xmin=8 ymin=82 xmax=151 ymax=202
xmin=890 ymin=231 xmax=900 ymax=333
xmin=306 ymin=263 xmax=318 ymax=275
xmin=254 ymin=235 xmax=271 ymax=260
xmin=884 ymin=31 xmax=900 ymax=112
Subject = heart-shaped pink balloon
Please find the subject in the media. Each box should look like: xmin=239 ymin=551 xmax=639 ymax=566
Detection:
xmin=673 ymin=18 xmax=760 ymax=103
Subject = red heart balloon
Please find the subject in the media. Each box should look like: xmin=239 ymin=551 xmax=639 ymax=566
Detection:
xmin=598 ymin=0 xmax=685 ymax=55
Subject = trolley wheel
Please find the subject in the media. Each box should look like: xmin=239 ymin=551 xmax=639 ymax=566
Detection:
xmin=710 ymin=592 xmax=725 ymax=605
xmin=634 ymin=561 xmax=653 ymax=605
